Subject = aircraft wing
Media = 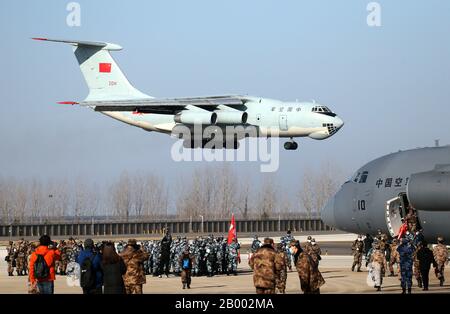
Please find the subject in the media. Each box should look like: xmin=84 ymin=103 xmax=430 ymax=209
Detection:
xmin=79 ymin=95 xmax=248 ymax=114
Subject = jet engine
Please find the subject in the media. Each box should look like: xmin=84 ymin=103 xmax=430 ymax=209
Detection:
xmin=214 ymin=111 xmax=248 ymax=124
xmin=408 ymin=167 xmax=450 ymax=211
xmin=174 ymin=111 xmax=217 ymax=125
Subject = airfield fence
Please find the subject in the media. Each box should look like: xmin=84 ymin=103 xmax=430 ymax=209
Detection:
xmin=0 ymin=216 xmax=332 ymax=238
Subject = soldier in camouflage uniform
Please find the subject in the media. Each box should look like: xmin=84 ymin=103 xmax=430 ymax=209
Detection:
xmin=250 ymin=235 xmax=261 ymax=256
xmin=66 ymin=238 xmax=76 ymax=263
xmin=280 ymin=230 xmax=295 ymax=270
xmin=405 ymin=206 xmax=418 ymax=233
xmin=397 ymin=237 xmax=415 ymax=294
xmin=15 ymin=239 xmax=27 ymax=276
xmin=351 ymin=235 xmax=364 ymax=272
xmin=120 ymin=239 xmax=150 ymax=294
xmin=370 ymin=241 xmax=387 ymax=291
xmin=304 ymin=236 xmax=312 ymax=253
xmin=290 ymin=240 xmax=325 ymax=294
xmin=54 ymin=240 xmax=66 ymax=275
xmin=205 ymin=238 xmax=217 ymax=277
xmin=388 ymin=238 xmax=400 ymax=276
xmin=152 ymin=241 xmax=161 ymax=276
xmin=6 ymin=241 xmax=16 ymax=276
xmin=142 ymin=241 xmax=151 ymax=275
xmin=275 ymin=242 xmax=288 ymax=293
xmin=23 ymin=240 xmax=30 ymax=275
xmin=149 ymin=240 xmax=155 ymax=274
xmin=192 ymin=239 xmax=202 ymax=276
xmin=433 ymin=236 xmax=449 ymax=286
xmin=377 ymin=231 xmax=388 ymax=253
xmin=220 ymin=238 xmax=228 ymax=275
xmin=309 ymin=238 xmax=322 ymax=265
xmin=170 ymin=237 xmax=180 ymax=275
xmin=215 ymin=238 xmax=224 ymax=274
xmin=413 ymin=241 xmax=422 ymax=288
xmin=227 ymin=238 xmax=240 ymax=276
xmin=249 ymin=238 xmax=283 ymax=294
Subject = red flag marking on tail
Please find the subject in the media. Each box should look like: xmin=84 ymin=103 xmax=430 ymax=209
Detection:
xmin=99 ymin=63 xmax=112 ymax=73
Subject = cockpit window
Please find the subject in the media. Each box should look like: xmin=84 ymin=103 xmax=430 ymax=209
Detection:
xmin=353 ymin=172 xmax=361 ymax=183
xmin=312 ymin=106 xmax=332 ymax=113
xmin=359 ymin=171 xmax=369 ymax=183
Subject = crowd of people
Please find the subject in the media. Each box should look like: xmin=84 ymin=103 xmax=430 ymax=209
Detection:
xmin=249 ymin=231 xmax=325 ymax=294
xmin=4 ymin=216 xmax=448 ymax=295
xmin=351 ymin=206 xmax=449 ymax=293
xmin=4 ymin=229 xmax=243 ymax=294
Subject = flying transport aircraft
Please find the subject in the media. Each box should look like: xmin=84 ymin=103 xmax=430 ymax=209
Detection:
xmin=321 ymin=145 xmax=450 ymax=241
xmin=33 ymin=38 xmax=344 ymax=150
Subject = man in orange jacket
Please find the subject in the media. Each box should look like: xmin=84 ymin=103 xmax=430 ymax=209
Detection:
xmin=29 ymin=235 xmax=61 ymax=294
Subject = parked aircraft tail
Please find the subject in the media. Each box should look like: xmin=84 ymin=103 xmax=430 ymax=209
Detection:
xmin=32 ymin=37 xmax=151 ymax=101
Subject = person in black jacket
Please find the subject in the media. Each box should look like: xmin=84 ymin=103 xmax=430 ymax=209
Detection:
xmin=159 ymin=229 xmax=172 ymax=278
xmin=416 ymin=240 xmax=437 ymax=291
xmin=101 ymin=243 xmax=126 ymax=294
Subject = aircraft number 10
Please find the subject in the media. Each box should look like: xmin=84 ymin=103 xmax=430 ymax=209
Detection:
xmin=357 ymin=200 xmax=366 ymax=211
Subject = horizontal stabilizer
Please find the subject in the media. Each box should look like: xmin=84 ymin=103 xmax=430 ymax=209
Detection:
xmin=32 ymin=37 xmax=122 ymax=51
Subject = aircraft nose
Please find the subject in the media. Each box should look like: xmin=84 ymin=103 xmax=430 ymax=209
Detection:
xmin=334 ymin=116 xmax=344 ymax=129
xmin=321 ymin=195 xmax=336 ymax=227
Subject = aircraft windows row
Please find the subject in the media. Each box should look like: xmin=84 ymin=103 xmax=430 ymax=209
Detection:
xmin=271 ymin=107 xmax=301 ymax=112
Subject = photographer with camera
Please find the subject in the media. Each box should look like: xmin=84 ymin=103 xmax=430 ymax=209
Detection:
xmin=28 ymin=235 xmax=61 ymax=294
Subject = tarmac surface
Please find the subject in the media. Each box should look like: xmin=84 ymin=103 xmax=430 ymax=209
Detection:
xmin=1 ymin=232 xmax=449 ymax=294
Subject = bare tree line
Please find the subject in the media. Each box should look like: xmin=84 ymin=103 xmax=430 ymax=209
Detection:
xmin=0 ymin=163 xmax=343 ymax=223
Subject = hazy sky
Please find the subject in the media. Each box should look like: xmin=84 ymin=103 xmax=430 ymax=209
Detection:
xmin=1 ymin=1 xmax=449 ymax=196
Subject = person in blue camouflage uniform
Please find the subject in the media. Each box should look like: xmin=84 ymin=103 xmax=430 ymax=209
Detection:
xmin=251 ymin=236 xmax=262 ymax=254
xmin=152 ymin=240 xmax=161 ymax=276
xmin=397 ymin=237 xmax=415 ymax=294
xmin=221 ymin=238 xmax=228 ymax=274
xmin=205 ymin=237 xmax=217 ymax=277
xmin=215 ymin=237 xmax=224 ymax=274
xmin=227 ymin=238 xmax=240 ymax=275
xmin=142 ymin=241 xmax=151 ymax=275
xmin=280 ymin=230 xmax=295 ymax=270
xmin=192 ymin=238 xmax=202 ymax=276
xmin=174 ymin=237 xmax=188 ymax=276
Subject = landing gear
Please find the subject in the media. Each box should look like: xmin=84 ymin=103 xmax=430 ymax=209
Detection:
xmin=284 ymin=139 xmax=298 ymax=150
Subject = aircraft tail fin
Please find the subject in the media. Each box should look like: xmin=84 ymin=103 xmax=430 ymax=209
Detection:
xmin=32 ymin=37 xmax=152 ymax=101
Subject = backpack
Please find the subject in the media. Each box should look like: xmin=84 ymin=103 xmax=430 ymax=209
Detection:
xmin=182 ymin=258 xmax=190 ymax=270
xmin=34 ymin=254 xmax=50 ymax=280
xmin=80 ymin=253 xmax=96 ymax=289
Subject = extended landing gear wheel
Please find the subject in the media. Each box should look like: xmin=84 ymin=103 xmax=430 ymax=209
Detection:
xmin=284 ymin=141 xmax=298 ymax=150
